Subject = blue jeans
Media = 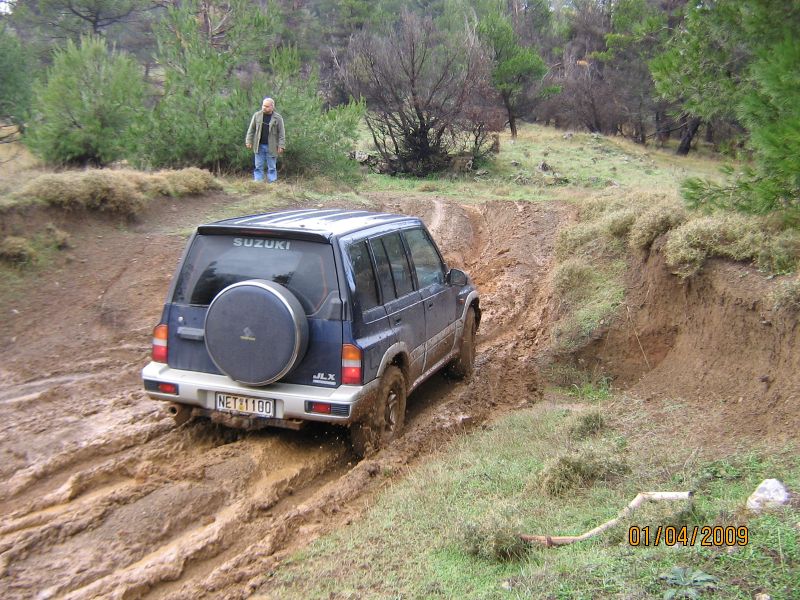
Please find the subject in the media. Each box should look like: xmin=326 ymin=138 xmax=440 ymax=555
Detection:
xmin=254 ymin=144 xmax=277 ymax=182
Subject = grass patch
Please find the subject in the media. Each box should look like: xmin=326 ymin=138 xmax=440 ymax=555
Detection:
xmin=265 ymin=399 xmax=799 ymax=599
xmin=566 ymin=379 xmax=613 ymax=403
xmin=12 ymin=168 xmax=221 ymax=217
xmin=664 ymin=214 xmax=800 ymax=277
xmin=0 ymin=236 xmax=38 ymax=266
xmin=569 ymin=410 xmax=606 ymax=439
xmin=550 ymin=258 xmax=625 ymax=353
xmin=538 ymin=448 xmax=630 ymax=497
xmin=770 ymin=275 xmax=800 ymax=311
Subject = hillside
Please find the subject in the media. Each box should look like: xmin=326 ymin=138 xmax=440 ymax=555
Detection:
xmin=0 ymin=126 xmax=797 ymax=599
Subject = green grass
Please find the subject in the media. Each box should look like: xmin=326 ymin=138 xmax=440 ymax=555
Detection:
xmin=265 ymin=398 xmax=799 ymax=599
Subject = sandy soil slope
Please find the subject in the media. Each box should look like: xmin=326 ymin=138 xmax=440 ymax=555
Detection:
xmin=0 ymin=195 xmax=563 ymax=599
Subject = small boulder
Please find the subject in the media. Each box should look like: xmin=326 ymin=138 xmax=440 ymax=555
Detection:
xmin=747 ymin=479 xmax=790 ymax=513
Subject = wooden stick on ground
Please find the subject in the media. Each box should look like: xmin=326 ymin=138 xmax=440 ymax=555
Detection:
xmin=519 ymin=491 xmax=693 ymax=547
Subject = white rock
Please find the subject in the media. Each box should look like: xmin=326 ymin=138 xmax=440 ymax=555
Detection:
xmin=754 ymin=594 xmax=771 ymax=600
xmin=747 ymin=479 xmax=791 ymax=513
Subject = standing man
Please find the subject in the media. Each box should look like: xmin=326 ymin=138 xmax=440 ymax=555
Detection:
xmin=246 ymin=97 xmax=285 ymax=182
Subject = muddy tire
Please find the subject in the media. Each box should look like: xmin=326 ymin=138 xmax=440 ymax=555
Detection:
xmin=204 ymin=280 xmax=308 ymax=386
xmin=447 ymin=307 xmax=477 ymax=379
xmin=350 ymin=366 xmax=407 ymax=458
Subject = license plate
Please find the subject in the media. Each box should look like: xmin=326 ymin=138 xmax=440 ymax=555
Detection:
xmin=215 ymin=393 xmax=273 ymax=417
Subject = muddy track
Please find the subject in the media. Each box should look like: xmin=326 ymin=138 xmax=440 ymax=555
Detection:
xmin=0 ymin=196 xmax=566 ymax=599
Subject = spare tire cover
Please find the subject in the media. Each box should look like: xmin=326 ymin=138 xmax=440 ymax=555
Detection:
xmin=205 ymin=280 xmax=309 ymax=385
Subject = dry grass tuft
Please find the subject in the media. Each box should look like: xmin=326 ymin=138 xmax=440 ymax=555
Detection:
xmin=16 ymin=168 xmax=220 ymax=218
xmin=44 ymin=223 xmax=71 ymax=249
xmin=538 ymin=449 xmax=628 ymax=497
xmin=770 ymin=276 xmax=800 ymax=311
xmin=457 ymin=506 xmax=529 ymax=561
xmin=552 ymin=258 xmax=595 ymax=306
xmin=664 ymin=214 xmax=800 ymax=277
xmin=0 ymin=236 xmax=38 ymax=265
xmin=628 ymin=201 xmax=687 ymax=250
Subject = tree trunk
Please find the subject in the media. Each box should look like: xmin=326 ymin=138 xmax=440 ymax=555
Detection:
xmin=503 ymin=93 xmax=517 ymax=139
xmin=676 ymin=117 xmax=701 ymax=156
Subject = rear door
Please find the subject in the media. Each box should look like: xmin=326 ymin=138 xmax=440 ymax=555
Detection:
xmin=370 ymin=233 xmax=426 ymax=383
xmin=165 ymin=233 xmax=343 ymax=387
xmin=402 ymin=227 xmax=457 ymax=370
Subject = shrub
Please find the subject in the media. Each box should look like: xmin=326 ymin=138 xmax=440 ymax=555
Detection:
xmin=0 ymin=236 xmax=37 ymax=265
xmin=267 ymin=47 xmax=364 ymax=180
xmin=25 ymin=35 xmax=146 ymax=166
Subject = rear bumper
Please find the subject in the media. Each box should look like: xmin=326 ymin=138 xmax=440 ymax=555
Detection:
xmin=141 ymin=361 xmax=379 ymax=425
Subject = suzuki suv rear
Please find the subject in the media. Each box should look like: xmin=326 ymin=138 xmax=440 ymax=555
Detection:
xmin=142 ymin=208 xmax=480 ymax=455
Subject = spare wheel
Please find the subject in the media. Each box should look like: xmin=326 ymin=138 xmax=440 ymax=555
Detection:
xmin=204 ymin=280 xmax=309 ymax=385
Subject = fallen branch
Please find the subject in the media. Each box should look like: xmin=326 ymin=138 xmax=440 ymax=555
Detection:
xmin=519 ymin=491 xmax=693 ymax=547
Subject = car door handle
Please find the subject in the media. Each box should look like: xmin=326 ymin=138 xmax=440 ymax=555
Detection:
xmin=427 ymin=301 xmax=434 ymax=309
xmin=393 ymin=317 xmax=402 ymax=325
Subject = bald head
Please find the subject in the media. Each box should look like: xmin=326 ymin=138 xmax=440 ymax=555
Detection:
xmin=261 ymin=98 xmax=275 ymax=114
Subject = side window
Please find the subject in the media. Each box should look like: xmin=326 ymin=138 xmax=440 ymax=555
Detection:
xmin=370 ymin=237 xmax=396 ymax=302
xmin=380 ymin=233 xmax=415 ymax=297
xmin=404 ymin=228 xmax=445 ymax=288
xmin=347 ymin=241 xmax=379 ymax=310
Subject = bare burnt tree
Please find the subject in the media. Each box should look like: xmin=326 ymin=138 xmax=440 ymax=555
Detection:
xmin=341 ymin=11 xmax=498 ymax=175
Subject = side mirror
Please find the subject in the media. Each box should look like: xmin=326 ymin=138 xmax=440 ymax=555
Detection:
xmin=446 ymin=268 xmax=468 ymax=287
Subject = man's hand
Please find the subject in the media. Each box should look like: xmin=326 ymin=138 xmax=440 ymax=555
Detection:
xmin=278 ymin=147 xmax=284 ymax=155
xmin=246 ymin=142 xmax=252 ymax=149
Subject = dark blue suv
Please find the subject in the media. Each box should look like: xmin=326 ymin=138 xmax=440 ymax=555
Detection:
xmin=142 ymin=209 xmax=480 ymax=455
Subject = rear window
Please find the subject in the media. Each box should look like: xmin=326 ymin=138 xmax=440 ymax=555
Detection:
xmin=172 ymin=235 xmax=338 ymax=314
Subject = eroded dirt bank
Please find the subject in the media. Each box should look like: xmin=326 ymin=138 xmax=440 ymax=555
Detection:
xmin=0 ymin=195 xmax=562 ymax=599
xmin=576 ymin=238 xmax=799 ymax=447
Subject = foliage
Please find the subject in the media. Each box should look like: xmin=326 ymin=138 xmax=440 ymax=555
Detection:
xmin=342 ymin=10 xmax=501 ymax=175
xmin=0 ymin=25 xmax=33 ymax=138
xmin=266 ymin=47 xmax=364 ymax=179
xmin=478 ymin=8 xmax=546 ymax=138
xmin=653 ymin=1 xmax=800 ymax=219
xmin=25 ymin=35 xmax=146 ymax=166
xmin=134 ymin=0 xmax=272 ymax=172
xmin=659 ymin=567 xmax=717 ymax=599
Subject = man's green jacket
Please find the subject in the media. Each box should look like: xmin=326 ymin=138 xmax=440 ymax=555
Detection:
xmin=246 ymin=111 xmax=286 ymax=155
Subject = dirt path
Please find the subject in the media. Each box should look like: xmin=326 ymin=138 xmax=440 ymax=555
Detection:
xmin=0 ymin=194 xmax=567 ymax=599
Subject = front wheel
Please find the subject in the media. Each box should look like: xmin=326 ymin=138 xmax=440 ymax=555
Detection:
xmin=447 ymin=307 xmax=477 ymax=379
xmin=350 ymin=366 xmax=407 ymax=458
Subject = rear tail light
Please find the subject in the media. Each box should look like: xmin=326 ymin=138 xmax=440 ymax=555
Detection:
xmin=152 ymin=324 xmax=168 ymax=363
xmin=307 ymin=402 xmax=332 ymax=414
xmin=341 ymin=344 xmax=362 ymax=385
xmin=158 ymin=383 xmax=178 ymax=394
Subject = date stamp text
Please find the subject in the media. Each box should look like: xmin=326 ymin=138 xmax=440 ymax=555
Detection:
xmin=628 ymin=525 xmax=749 ymax=547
